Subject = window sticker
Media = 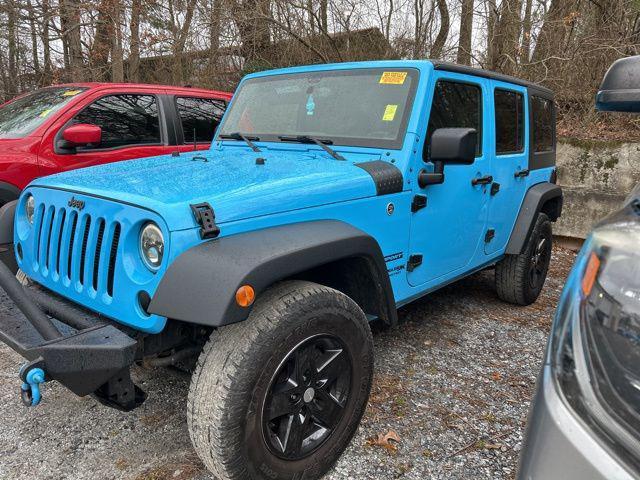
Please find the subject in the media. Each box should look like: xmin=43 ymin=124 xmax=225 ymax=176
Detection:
xmin=39 ymin=108 xmax=52 ymax=118
xmin=382 ymin=104 xmax=398 ymax=121
xmin=62 ymin=89 xmax=83 ymax=97
xmin=379 ymin=72 xmax=407 ymax=85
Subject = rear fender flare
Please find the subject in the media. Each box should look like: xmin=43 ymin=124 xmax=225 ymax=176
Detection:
xmin=148 ymin=220 xmax=398 ymax=327
xmin=505 ymin=183 xmax=563 ymax=255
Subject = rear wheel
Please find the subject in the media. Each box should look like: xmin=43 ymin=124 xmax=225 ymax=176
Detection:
xmin=495 ymin=213 xmax=552 ymax=305
xmin=187 ymin=280 xmax=374 ymax=480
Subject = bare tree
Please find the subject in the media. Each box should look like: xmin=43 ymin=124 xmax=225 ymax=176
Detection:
xmin=457 ymin=0 xmax=474 ymax=64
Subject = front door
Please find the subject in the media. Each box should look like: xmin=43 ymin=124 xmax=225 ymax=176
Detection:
xmin=484 ymin=81 xmax=529 ymax=255
xmin=408 ymin=73 xmax=491 ymax=287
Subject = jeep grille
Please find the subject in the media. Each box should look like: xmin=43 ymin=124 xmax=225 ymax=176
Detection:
xmin=33 ymin=204 xmax=121 ymax=297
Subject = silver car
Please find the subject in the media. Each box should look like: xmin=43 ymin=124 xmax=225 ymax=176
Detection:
xmin=518 ymin=56 xmax=640 ymax=479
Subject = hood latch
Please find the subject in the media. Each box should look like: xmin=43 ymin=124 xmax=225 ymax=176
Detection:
xmin=190 ymin=203 xmax=220 ymax=239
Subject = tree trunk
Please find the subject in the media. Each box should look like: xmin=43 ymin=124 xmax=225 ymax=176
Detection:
xmin=208 ymin=0 xmax=222 ymax=74
xmin=457 ymin=0 xmax=474 ymax=65
xmin=61 ymin=0 xmax=85 ymax=81
xmin=7 ymin=0 xmax=18 ymax=96
xmin=91 ymin=0 xmax=117 ymax=80
xmin=486 ymin=0 xmax=497 ymax=67
xmin=430 ymin=0 xmax=449 ymax=59
xmin=531 ymin=0 xmax=577 ymax=63
xmin=27 ymin=0 xmax=41 ymax=81
xmin=520 ymin=0 xmax=532 ymax=65
xmin=171 ymin=0 xmax=198 ymax=84
xmin=41 ymin=0 xmax=53 ymax=84
xmin=129 ymin=0 xmax=142 ymax=82
xmin=111 ymin=0 xmax=124 ymax=82
xmin=319 ymin=0 xmax=328 ymax=32
xmin=492 ymin=0 xmax=522 ymax=74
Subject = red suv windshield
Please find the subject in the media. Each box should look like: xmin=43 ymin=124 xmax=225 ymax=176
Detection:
xmin=0 ymin=86 xmax=88 ymax=139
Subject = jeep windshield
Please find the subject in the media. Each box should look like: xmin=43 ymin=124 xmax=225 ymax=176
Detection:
xmin=217 ymin=68 xmax=418 ymax=149
xmin=0 ymin=86 xmax=88 ymax=139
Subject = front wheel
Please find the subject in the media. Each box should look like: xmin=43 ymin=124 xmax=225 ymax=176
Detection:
xmin=495 ymin=213 xmax=552 ymax=305
xmin=187 ymin=280 xmax=374 ymax=480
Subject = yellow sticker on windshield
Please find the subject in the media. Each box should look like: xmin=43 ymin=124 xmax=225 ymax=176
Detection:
xmin=39 ymin=109 xmax=52 ymax=118
xmin=382 ymin=104 xmax=398 ymax=121
xmin=62 ymin=89 xmax=82 ymax=96
xmin=379 ymin=72 xmax=407 ymax=85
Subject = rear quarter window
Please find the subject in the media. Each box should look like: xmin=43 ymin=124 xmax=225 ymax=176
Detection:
xmin=532 ymin=96 xmax=554 ymax=152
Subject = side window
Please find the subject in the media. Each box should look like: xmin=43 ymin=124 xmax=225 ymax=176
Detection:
xmin=494 ymin=89 xmax=525 ymax=154
xmin=532 ymin=96 xmax=554 ymax=152
xmin=176 ymin=97 xmax=226 ymax=143
xmin=427 ymin=80 xmax=482 ymax=156
xmin=73 ymin=94 xmax=161 ymax=149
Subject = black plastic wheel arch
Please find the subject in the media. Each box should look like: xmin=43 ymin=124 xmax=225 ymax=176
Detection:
xmin=505 ymin=182 xmax=563 ymax=255
xmin=148 ymin=220 xmax=397 ymax=327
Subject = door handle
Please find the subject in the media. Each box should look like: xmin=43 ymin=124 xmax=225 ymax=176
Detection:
xmin=514 ymin=169 xmax=530 ymax=178
xmin=471 ymin=175 xmax=493 ymax=186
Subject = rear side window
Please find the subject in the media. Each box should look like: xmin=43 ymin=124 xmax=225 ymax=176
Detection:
xmin=427 ymin=80 xmax=482 ymax=155
xmin=176 ymin=97 xmax=226 ymax=143
xmin=532 ymin=96 xmax=554 ymax=152
xmin=494 ymin=89 xmax=524 ymax=154
xmin=73 ymin=94 xmax=161 ymax=149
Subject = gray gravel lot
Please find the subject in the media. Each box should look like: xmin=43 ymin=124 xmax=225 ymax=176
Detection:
xmin=0 ymin=247 xmax=576 ymax=480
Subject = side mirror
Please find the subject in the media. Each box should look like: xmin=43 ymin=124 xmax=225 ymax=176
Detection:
xmin=419 ymin=128 xmax=477 ymax=187
xmin=596 ymin=55 xmax=640 ymax=112
xmin=61 ymin=123 xmax=102 ymax=148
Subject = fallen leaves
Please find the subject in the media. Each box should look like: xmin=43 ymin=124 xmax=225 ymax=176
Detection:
xmin=366 ymin=430 xmax=401 ymax=452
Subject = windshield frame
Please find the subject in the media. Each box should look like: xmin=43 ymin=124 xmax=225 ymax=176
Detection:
xmin=0 ymin=86 xmax=89 ymax=139
xmin=216 ymin=67 xmax=420 ymax=150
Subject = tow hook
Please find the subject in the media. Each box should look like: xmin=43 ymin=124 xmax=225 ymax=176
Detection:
xmin=19 ymin=366 xmax=45 ymax=407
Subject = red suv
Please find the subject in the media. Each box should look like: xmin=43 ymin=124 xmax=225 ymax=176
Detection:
xmin=0 ymin=83 xmax=233 ymax=206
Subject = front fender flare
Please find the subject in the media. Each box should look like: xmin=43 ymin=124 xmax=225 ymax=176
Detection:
xmin=148 ymin=220 xmax=397 ymax=327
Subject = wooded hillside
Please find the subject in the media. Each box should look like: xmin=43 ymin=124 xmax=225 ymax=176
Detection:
xmin=1 ymin=0 xmax=639 ymax=139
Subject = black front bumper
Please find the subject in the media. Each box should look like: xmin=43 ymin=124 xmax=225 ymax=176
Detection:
xmin=0 ymin=262 xmax=142 ymax=410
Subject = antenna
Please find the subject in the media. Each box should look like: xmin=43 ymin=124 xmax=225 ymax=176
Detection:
xmin=193 ymin=128 xmax=197 ymax=151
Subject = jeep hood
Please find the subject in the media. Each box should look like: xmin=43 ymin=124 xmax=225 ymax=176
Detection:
xmin=31 ymin=148 xmax=385 ymax=230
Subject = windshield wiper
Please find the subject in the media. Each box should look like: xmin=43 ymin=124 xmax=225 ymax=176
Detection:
xmin=278 ymin=135 xmax=345 ymax=161
xmin=219 ymin=132 xmax=261 ymax=152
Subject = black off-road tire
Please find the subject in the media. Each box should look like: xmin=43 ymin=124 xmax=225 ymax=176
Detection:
xmin=495 ymin=213 xmax=553 ymax=306
xmin=187 ymin=280 xmax=374 ymax=480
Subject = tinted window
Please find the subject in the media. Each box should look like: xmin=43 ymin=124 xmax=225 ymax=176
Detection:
xmin=495 ymin=89 xmax=525 ymax=154
xmin=177 ymin=97 xmax=226 ymax=143
xmin=73 ymin=94 xmax=160 ymax=149
xmin=427 ymin=80 xmax=482 ymax=155
xmin=0 ymin=87 xmax=87 ymax=139
xmin=532 ymin=96 xmax=554 ymax=152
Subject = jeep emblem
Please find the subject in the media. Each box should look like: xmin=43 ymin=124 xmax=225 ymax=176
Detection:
xmin=68 ymin=196 xmax=85 ymax=211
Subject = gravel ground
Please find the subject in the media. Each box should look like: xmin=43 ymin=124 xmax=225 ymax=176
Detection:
xmin=0 ymin=247 xmax=576 ymax=480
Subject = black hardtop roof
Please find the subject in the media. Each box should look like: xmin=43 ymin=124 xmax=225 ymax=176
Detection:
xmin=431 ymin=61 xmax=554 ymax=97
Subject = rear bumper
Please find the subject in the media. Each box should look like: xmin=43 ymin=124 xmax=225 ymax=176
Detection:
xmin=517 ymin=365 xmax=635 ymax=480
xmin=0 ymin=265 xmax=142 ymax=409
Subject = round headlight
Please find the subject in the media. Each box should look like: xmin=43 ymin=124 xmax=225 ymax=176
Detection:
xmin=25 ymin=194 xmax=35 ymax=225
xmin=139 ymin=223 xmax=164 ymax=270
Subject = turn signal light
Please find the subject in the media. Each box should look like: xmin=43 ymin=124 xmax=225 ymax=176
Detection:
xmin=582 ymin=252 xmax=601 ymax=296
xmin=236 ymin=285 xmax=255 ymax=307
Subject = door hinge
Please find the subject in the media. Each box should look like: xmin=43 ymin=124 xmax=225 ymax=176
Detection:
xmin=407 ymin=254 xmax=423 ymax=272
xmin=490 ymin=182 xmax=500 ymax=196
xmin=485 ymin=229 xmax=495 ymax=243
xmin=411 ymin=195 xmax=427 ymax=212
xmin=190 ymin=202 xmax=220 ymax=239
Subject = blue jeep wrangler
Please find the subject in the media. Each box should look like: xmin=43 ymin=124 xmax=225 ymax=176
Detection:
xmin=0 ymin=60 xmax=561 ymax=480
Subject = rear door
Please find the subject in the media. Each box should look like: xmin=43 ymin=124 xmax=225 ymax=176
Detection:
xmin=38 ymin=89 xmax=171 ymax=176
xmin=170 ymin=96 xmax=227 ymax=154
xmin=485 ymin=81 xmax=529 ymax=255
